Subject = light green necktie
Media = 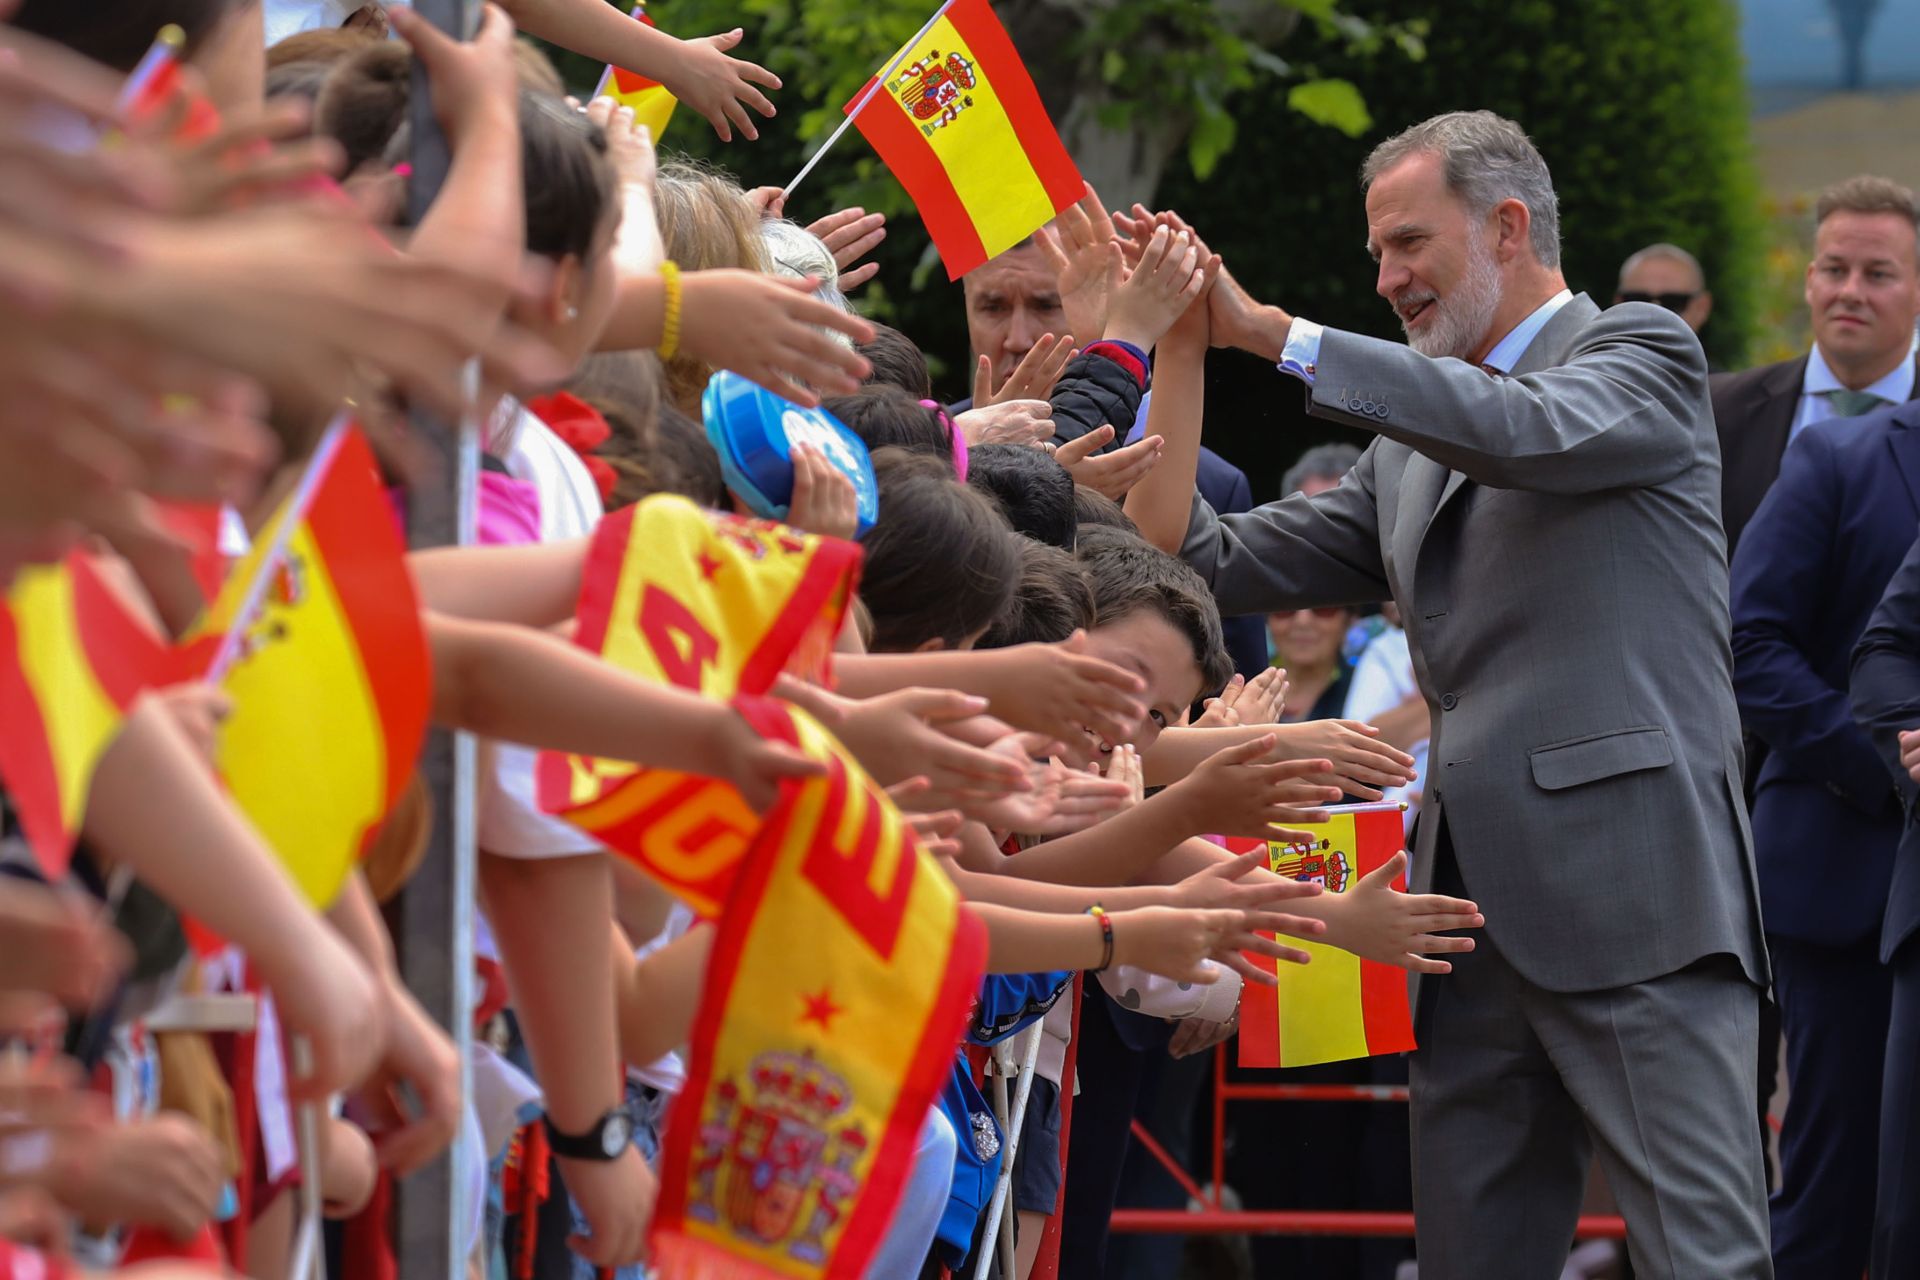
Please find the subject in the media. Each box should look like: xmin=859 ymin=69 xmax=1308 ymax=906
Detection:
xmin=1824 ymin=387 xmax=1891 ymax=418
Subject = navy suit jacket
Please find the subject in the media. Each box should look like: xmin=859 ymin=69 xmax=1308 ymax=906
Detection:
xmin=1850 ymin=424 xmax=1920 ymax=958
xmin=1731 ymin=402 xmax=1915 ymax=947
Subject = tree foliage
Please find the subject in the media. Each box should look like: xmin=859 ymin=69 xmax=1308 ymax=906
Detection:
xmin=539 ymin=0 xmax=1764 ymax=494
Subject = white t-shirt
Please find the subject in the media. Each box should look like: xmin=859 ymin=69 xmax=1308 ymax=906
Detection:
xmin=477 ymin=401 xmax=607 ymax=859
xmin=1342 ymin=625 xmax=1428 ymax=831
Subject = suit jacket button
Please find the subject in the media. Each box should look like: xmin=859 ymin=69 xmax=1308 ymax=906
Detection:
xmin=1440 ymin=692 xmax=1459 ymax=710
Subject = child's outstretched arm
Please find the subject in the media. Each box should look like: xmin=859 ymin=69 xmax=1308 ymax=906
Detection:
xmin=426 ymin=611 xmax=822 ymax=812
xmin=1145 ymin=721 xmax=1416 ymax=799
xmin=1147 ymin=840 xmax=1483 ymax=975
xmin=409 ymin=539 xmax=588 ymax=629
xmin=836 ymin=636 xmax=1149 ymax=763
xmin=1121 ymin=217 xmax=1213 ymax=553
xmin=490 ymin=0 xmax=780 ymax=141
xmin=993 ymin=737 xmax=1339 ymax=886
xmin=87 ymin=699 xmax=386 ymax=1100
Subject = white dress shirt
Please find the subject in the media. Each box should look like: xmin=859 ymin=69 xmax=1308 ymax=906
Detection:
xmin=1788 ymin=342 xmax=1916 ymax=443
xmin=1342 ymin=626 xmax=1428 ymax=834
xmin=1278 ymin=289 xmax=1576 ymax=384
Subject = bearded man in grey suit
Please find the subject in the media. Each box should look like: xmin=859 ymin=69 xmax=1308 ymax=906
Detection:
xmin=1127 ymin=111 xmax=1772 ymax=1277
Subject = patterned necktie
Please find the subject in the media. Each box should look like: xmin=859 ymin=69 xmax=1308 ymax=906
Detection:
xmin=1824 ymin=387 xmax=1891 ymax=418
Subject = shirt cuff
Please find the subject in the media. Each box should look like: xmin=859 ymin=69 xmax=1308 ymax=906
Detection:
xmin=1277 ymin=317 xmax=1324 ymax=386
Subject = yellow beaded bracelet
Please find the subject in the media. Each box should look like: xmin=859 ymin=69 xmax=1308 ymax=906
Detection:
xmin=657 ymin=259 xmax=683 ymax=361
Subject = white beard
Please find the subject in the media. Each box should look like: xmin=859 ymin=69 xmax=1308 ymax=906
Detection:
xmin=1400 ymin=232 xmax=1503 ymax=361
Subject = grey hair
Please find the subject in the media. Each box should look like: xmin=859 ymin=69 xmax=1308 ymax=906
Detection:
xmin=760 ymin=218 xmax=852 ymax=309
xmin=1362 ymin=110 xmax=1562 ymax=269
xmin=1283 ymin=443 xmax=1363 ymax=497
xmin=1617 ymin=242 xmax=1705 ymax=291
xmin=759 ymin=218 xmax=855 ymax=347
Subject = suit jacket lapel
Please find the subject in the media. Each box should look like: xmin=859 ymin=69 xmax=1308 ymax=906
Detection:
xmin=1752 ymin=355 xmax=1806 ymax=466
xmin=1420 ymin=294 xmax=1601 ymax=540
xmin=1890 ymin=402 xmax=1920 ymax=518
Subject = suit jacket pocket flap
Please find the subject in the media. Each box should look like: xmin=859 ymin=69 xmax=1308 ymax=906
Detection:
xmin=1529 ymin=727 xmax=1674 ymax=791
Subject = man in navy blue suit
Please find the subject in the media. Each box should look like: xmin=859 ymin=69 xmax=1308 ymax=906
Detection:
xmin=1849 ymin=516 xmax=1920 ymax=1278
xmin=1731 ymin=394 xmax=1920 ymax=1276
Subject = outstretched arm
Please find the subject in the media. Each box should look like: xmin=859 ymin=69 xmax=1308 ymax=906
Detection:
xmin=489 ymin=0 xmax=780 ymax=142
xmin=1307 ymin=309 xmax=1704 ymax=494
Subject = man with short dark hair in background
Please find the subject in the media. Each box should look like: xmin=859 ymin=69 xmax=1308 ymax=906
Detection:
xmin=1714 ymin=175 xmax=1920 ymax=558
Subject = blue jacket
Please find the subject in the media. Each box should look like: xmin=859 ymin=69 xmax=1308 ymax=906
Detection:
xmin=1850 ymin=413 xmax=1920 ymax=960
xmin=1731 ymin=402 xmax=1915 ymax=946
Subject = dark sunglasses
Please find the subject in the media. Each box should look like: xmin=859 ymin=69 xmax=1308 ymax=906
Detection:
xmin=1618 ymin=290 xmax=1698 ymax=314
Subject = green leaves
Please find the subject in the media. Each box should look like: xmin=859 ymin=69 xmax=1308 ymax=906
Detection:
xmin=1187 ymin=104 xmax=1238 ymax=179
xmin=1286 ymin=77 xmax=1371 ymax=136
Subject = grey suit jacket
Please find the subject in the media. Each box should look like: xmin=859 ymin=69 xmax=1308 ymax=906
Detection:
xmin=1182 ymin=294 xmax=1767 ymax=994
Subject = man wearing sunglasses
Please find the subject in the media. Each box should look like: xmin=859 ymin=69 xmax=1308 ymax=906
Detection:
xmin=1617 ymin=242 xmax=1715 ymax=342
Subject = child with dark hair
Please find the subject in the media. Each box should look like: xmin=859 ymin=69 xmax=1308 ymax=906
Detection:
xmin=642 ymin=407 xmax=728 ymax=510
xmin=858 ymin=322 xmax=934 ymax=400
xmin=859 ymin=449 xmax=1022 ymax=653
xmin=824 ymin=385 xmax=962 ymax=470
xmin=978 ymin=541 xmax=1094 ymax=651
xmin=966 ymin=443 xmax=1078 ymax=550
xmin=1076 ymin=525 xmax=1234 ymax=707
xmin=1074 ymin=485 xmax=1139 ymax=535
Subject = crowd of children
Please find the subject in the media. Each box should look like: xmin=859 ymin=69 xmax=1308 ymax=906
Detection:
xmin=0 ymin=3 xmax=1484 ymax=1276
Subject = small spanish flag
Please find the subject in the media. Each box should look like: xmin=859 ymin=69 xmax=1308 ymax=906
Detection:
xmin=651 ymin=697 xmax=986 ymax=1279
xmin=190 ymin=427 xmax=431 ymax=907
xmin=120 ymin=24 xmax=221 ymax=142
xmin=536 ymin=496 xmax=859 ymax=915
xmin=590 ymin=4 xmax=678 ymax=141
xmin=0 ymin=557 xmax=170 ymax=876
xmin=848 ymin=0 xmax=1082 ymax=279
xmin=1232 ymin=805 xmax=1417 ymax=1069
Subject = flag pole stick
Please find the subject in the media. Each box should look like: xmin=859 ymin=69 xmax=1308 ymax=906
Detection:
xmin=286 ymin=1037 xmax=328 ymax=1280
xmin=115 ymin=23 xmax=185 ymax=112
xmin=782 ymin=0 xmax=958 ymax=199
xmin=203 ymin=415 xmax=350 ymax=684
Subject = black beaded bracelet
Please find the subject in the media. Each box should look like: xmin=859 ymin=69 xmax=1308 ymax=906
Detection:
xmin=1088 ymin=904 xmax=1114 ymax=972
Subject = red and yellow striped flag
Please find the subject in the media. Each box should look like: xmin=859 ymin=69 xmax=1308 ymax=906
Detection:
xmin=190 ymin=427 xmax=431 ymax=907
xmin=1231 ymin=805 xmax=1417 ymax=1068
xmin=0 ymin=556 xmax=169 ymax=876
xmin=590 ymin=4 xmax=678 ymax=140
xmin=652 ymin=697 xmax=986 ymax=1279
xmin=848 ymin=0 xmax=1082 ymax=280
xmin=536 ymin=495 xmax=859 ymax=916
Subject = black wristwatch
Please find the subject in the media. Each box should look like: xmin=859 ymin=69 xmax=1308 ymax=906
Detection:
xmin=543 ymin=1108 xmax=633 ymax=1161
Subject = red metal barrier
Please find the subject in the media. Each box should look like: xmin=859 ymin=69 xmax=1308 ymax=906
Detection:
xmin=1105 ymin=1046 xmax=1629 ymax=1241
